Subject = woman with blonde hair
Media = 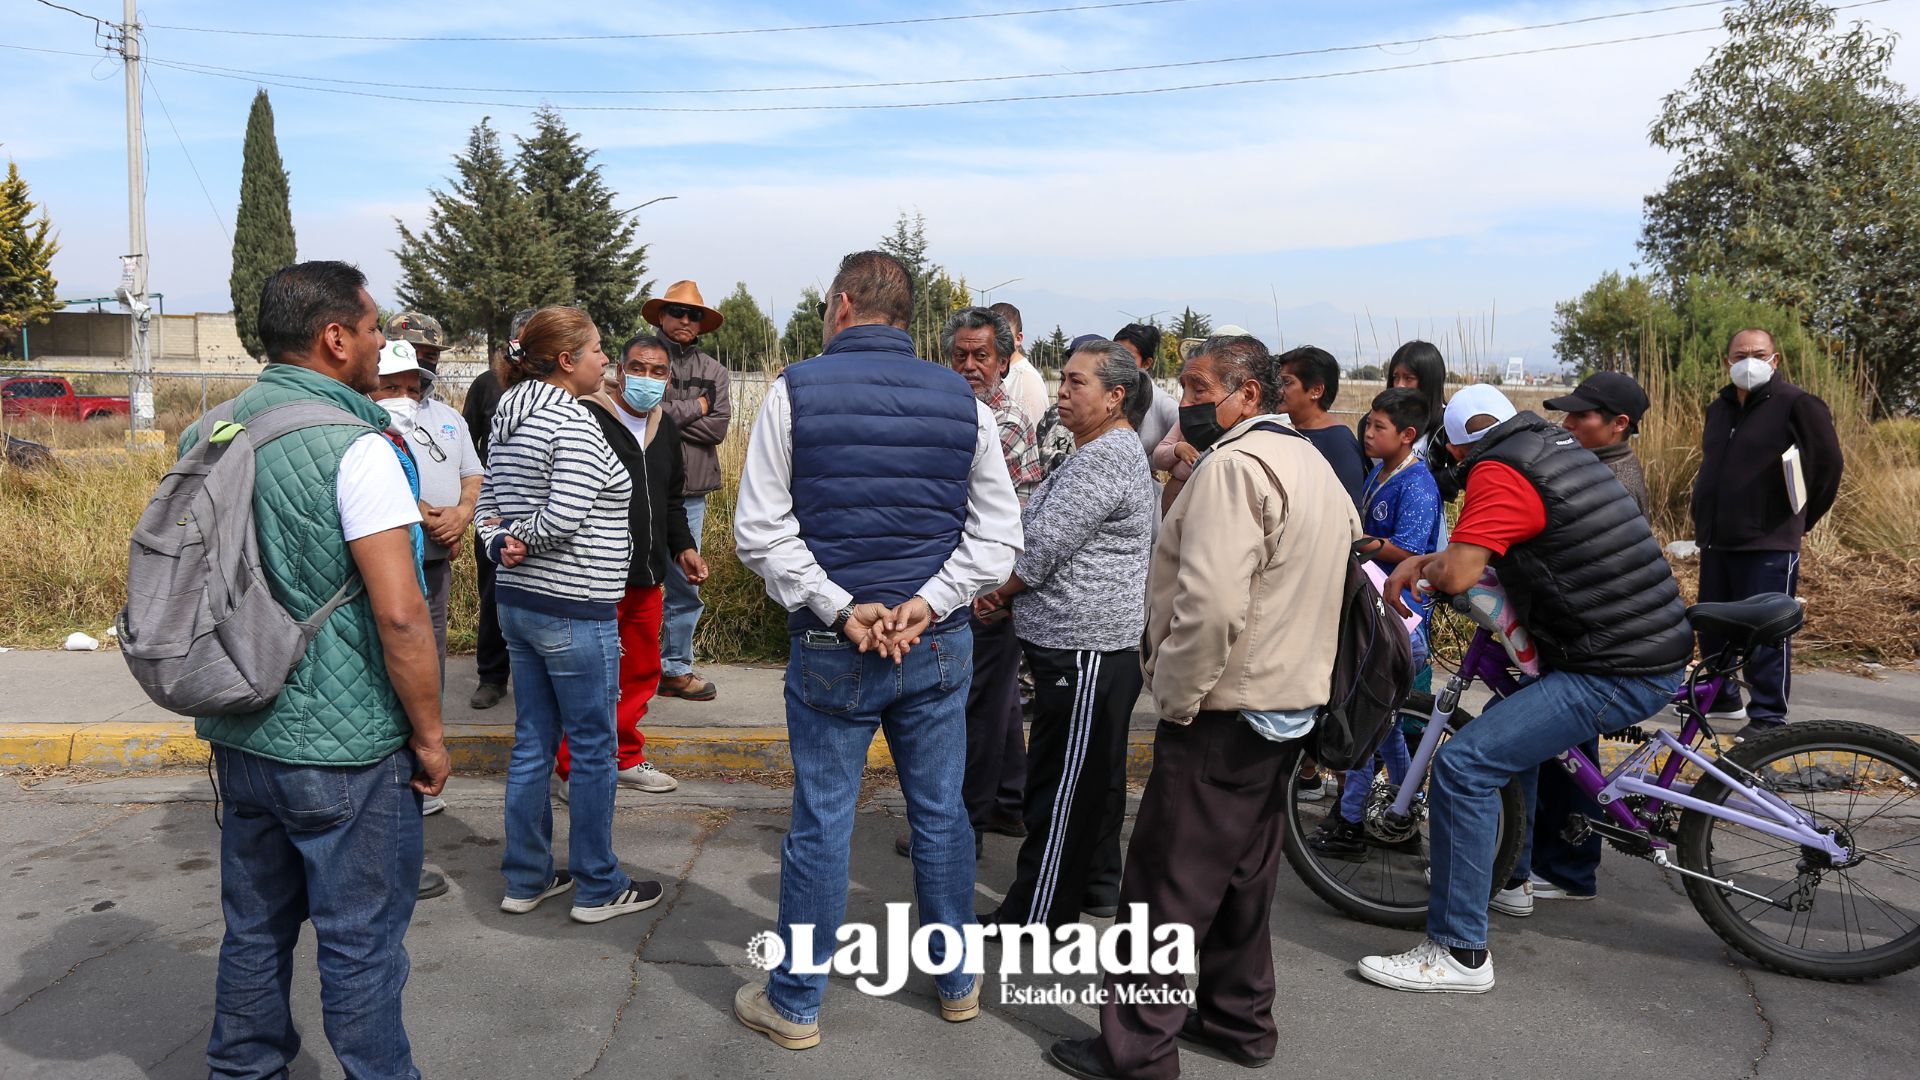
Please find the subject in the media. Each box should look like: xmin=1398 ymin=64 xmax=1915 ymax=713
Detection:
xmin=476 ymin=306 xmax=660 ymax=923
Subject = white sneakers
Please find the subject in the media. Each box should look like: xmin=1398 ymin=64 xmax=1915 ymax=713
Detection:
xmin=555 ymin=762 xmax=680 ymax=802
xmin=420 ymin=795 xmax=447 ymax=817
xmin=1528 ymin=873 xmax=1596 ymax=901
xmin=1491 ymin=879 xmax=1534 ymax=917
xmin=1358 ymin=939 xmax=1495 ymax=993
xmin=620 ymin=761 xmax=679 ymax=793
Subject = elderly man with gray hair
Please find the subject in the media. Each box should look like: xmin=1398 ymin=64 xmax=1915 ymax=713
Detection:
xmin=1046 ymin=334 xmax=1360 ymax=1080
xmin=976 ymin=338 xmax=1155 ymax=932
xmin=896 ymin=307 xmax=1045 ymax=861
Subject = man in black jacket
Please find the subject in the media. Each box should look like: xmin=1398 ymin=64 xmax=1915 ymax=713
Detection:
xmin=555 ymin=331 xmax=708 ymax=796
xmin=462 ymin=308 xmax=535 ymax=710
xmin=1691 ymin=329 xmax=1844 ymax=740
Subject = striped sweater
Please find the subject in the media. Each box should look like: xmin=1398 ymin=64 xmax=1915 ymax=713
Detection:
xmin=475 ymin=380 xmax=633 ymax=619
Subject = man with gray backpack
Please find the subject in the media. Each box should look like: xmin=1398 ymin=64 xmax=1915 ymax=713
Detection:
xmin=122 ymin=261 xmax=448 ymax=1080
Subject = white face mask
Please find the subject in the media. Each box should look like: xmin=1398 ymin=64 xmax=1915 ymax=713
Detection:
xmin=380 ymin=397 xmax=419 ymax=431
xmin=1730 ymin=357 xmax=1774 ymax=391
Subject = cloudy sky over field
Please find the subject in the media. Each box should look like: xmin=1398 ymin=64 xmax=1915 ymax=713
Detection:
xmin=6 ymin=0 xmax=1919 ymax=369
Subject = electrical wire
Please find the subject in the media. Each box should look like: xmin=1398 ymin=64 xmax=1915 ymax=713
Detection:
xmin=117 ymin=0 xmax=1754 ymax=98
xmin=142 ymin=0 xmax=1190 ymax=43
xmin=143 ymin=66 xmax=232 ymax=246
xmin=135 ymin=24 xmax=1748 ymax=113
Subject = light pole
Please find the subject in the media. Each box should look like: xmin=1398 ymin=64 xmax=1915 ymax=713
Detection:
xmin=967 ymin=277 xmax=1024 ymax=305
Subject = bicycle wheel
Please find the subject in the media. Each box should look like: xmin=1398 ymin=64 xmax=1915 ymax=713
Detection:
xmin=1675 ymin=719 xmax=1920 ymax=981
xmin=1281 ymin=707 xmax=1527 ymax=930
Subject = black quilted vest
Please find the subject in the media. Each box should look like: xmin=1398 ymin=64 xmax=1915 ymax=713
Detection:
xmin=1465 ymin=413 xmax=1691 ymax=676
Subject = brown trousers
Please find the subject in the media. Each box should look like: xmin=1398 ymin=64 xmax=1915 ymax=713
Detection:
xmin=1098 ymin=711 xmax=1299 ymax=1080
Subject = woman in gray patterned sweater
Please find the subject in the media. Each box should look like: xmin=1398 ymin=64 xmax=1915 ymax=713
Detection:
xmin=976 ymin=339 xmax=1156 ymax=929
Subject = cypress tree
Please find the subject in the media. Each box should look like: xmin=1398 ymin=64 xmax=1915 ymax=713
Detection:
xmin=394 ymin=118 xmax=570 ymax=353
xmin=0 ymin=161 xmax=60 ymax=357
xmin=516 ymin=108 xmax=649 ymax=338
xmin=229 ymin=90 xmax=296 ymax=358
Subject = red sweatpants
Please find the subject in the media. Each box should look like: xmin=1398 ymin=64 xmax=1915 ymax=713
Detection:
xmin=556 ymin=584 xmax=664 ymax=780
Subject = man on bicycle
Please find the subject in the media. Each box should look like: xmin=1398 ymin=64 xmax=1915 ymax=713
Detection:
xmin=1358 ymin=384 xmax=1693 ymax=993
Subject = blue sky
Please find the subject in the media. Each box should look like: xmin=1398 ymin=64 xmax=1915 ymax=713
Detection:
xmin=6 ymin=0 xmax=1918 ymax=370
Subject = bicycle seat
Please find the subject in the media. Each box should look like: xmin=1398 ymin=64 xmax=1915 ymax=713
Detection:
xmin=1686 ymin=593 xmax=1804 ymax=652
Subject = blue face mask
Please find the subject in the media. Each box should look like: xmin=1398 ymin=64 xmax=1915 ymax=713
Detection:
xmin=622 ymin=375 xmax=667 ymax=413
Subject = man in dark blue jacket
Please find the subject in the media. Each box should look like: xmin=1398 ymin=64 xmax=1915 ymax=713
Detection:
xmin=1691 ymin=328 xmax=1844 ymax=740
xmin=730 ymin=251 xmax=1023 ymax=1050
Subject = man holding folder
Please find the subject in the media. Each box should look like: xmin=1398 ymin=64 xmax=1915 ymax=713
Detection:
xmin=1691 ymin=328 xmax=1843 ymax=741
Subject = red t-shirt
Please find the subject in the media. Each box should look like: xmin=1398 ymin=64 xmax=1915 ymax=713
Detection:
xmin=1451 ymin=462 xmax=1547 ymax=555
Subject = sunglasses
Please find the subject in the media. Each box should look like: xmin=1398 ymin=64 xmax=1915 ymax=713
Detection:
xmin=661 ymin=304 xmax=704 ymax=322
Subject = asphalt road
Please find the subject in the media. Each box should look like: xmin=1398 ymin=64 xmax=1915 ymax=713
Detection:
xmin=1 ymin=776 xmax=1914 ymax=1080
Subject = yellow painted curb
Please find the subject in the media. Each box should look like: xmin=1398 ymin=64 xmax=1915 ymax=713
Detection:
xmin=0 ymin=722 xmax=1166 ymax=778
xmin=5 ymin=723 xmax=1866 ymax=779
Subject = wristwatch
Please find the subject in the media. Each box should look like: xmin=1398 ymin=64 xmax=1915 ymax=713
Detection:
xmin=830 ymin=606 xmax=854 ymax=635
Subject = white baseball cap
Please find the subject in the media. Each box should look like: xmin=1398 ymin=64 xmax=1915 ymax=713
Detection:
xmin=377 ymin=339 xmax=431 ymax=382
xmin=1444 ymin=383 xmax=1518 ymax=445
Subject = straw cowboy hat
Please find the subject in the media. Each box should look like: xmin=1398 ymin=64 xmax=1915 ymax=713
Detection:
xmin=642 ymin=280 xmax=725 ymax=335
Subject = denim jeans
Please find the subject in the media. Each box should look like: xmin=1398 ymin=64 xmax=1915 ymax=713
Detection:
xmin=499 ymin=604 xmax=631 ymax=906
xmin=207 ymin=746 xmax=423 ymax=1080
xmin=1427 ymin=667 xmax=1681 ymax=950
xmin=766 ymin=622 xmax=978 ymax=1024
xmin=661 ymin=493 xmax=708 ymax=678
xmin=1338 ymin=727 xmax=1412 ymax=825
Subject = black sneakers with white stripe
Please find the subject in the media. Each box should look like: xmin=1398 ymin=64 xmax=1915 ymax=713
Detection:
xmin=569 ymin=879 xmax=664 ymax=923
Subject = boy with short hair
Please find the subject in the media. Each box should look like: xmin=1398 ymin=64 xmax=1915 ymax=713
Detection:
xmin=1310 ymin=388 xmax=1443 ymax=857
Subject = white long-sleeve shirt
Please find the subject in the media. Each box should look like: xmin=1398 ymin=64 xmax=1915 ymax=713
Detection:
xmin=733 ymin=377 xmax=1023 ymax=624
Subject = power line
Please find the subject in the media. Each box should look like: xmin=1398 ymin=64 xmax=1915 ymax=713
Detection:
xmin=134 ymin=25 xmax=1749 ymax=113
xmin=143 ymin=0 xmax=1190 ymax=43
xmin=143 ymin=67 xmax=231 ymax=246
xmin=120 ymin=0 xmax=1749 ymax=98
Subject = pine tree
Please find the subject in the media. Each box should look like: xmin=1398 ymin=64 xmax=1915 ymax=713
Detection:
xmin=228 ymin=90 xmax=296 ymax=358
xmin=395 ymin=118 xmax=571 ymax=353
xmin=780 ymin=286 xmax=825 ymax=363
xmin=1030 ymin=324 xmax=1070 ymax=371
xmin=703 ymin=281 xmax=779 ymax=370
xmin=0 ymin=161 xmax=60 ymax=357
xmin=516 ymin=108 xmax=650 ymax=338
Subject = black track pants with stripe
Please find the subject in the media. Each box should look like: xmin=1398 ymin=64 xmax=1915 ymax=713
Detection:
xmin=993 ymin=643 xmax=1141 ymax=929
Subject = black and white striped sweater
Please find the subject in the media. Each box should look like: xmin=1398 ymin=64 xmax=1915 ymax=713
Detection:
xmin=475 ymin=380 xmax=632 ymax=619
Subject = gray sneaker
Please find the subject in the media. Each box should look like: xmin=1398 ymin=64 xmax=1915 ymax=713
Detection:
xmin=619 ymin=761 xmax=679 ymax=793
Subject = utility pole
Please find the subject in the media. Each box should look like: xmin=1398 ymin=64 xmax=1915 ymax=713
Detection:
xmin=115 ymin=0 xmax=158 ymax=446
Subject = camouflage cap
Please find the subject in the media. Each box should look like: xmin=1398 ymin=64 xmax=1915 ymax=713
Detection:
xmin=384 ymin=311 xmax=445 ymax=350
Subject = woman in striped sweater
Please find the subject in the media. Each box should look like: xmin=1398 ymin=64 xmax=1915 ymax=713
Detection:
xmin=476 ymin=306 xmax=661 ymax=924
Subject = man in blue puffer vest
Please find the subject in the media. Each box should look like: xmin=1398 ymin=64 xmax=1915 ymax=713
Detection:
xmin=731 ymin=250 xmax=1024 ymax=1050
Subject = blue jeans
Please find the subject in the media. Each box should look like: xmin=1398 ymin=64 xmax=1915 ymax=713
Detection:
xmin=207 ymin=746 xmax=422 ymax=1080
xmin=1338 ymin=728 xmax=1413 ymax=825
xmin=499 ymin=604 xmax=631 ymax=906
xmin=1513 ymin=736 xmax=1605 ymax=896
xmin=766 ymin=623 xmax=978 ymax=1024
xmin=1427 ymin=667 xmax=1680 ymax=950
xmin=661 ymin=494 xmax=708 ymax=678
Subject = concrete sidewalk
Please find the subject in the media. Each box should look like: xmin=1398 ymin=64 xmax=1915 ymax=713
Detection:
xmin=2 ymin=650 xmax=1916 ymax=775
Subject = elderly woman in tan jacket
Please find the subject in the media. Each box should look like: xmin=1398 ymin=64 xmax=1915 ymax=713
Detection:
xmin=1043 ymin=334 xmax=1361 ymax=1080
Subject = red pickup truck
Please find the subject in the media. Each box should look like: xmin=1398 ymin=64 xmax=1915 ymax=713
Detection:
xmin=0 ymin=376 xmax=132 ymax=421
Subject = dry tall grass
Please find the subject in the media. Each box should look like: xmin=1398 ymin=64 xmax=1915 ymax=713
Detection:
xmin=4 ymin=361 xmax=1915 ymax=665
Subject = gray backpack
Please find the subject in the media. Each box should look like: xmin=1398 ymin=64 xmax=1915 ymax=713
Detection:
xmin=118 ymin=399 xmax=377 ymax=715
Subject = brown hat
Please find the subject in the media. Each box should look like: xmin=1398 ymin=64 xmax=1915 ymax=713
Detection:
xmin=642 ymin=280 xmax=724 ymax=335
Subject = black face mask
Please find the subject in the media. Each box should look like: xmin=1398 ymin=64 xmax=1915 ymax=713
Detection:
xmin=1179 ymin=401 xmax=1227 ymax=452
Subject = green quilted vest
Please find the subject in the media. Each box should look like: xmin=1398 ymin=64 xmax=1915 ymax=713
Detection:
xmin=179 ymin=364 xmax=414 ymax=766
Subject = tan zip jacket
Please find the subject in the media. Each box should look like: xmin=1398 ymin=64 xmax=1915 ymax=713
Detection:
xmin=1143 ymin=415 xmax=1362 ymax=720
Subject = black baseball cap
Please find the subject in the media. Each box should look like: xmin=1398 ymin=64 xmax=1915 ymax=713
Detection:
xmin=1545 ymin=371 xmax=1650 ymax=433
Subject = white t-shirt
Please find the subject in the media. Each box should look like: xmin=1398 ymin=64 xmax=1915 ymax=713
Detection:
xmin=337 ymin=433 xmax=424 ymax=542
xmin=613 ymin=403 xmax=649 ymax=445
xmin=1002 ymin=356 xmax=1051 ymax=429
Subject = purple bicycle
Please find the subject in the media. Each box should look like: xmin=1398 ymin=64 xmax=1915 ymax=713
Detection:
xmin=1282 ymin=589 xmax=1920 ymax=981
